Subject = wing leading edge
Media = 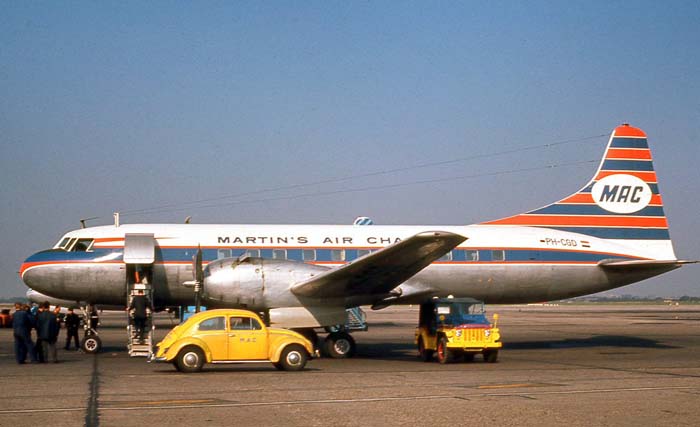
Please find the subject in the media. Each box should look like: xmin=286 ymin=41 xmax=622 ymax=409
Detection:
xmin=290 ymin=231 xmax=467 ymax=299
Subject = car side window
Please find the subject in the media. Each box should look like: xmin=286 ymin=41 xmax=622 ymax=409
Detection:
xmin=198 ymin=316 xmax=225 ymax=331
xmin=230 ymin=316 xmax=263 ymax=330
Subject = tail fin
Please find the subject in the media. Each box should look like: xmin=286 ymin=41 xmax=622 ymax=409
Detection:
xmin=482 ymin=124 xmax=675 ymax=257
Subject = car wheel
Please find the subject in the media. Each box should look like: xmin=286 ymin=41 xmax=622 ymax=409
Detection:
xmin=436 ymin=336 xmax=453 ymax=364
xmin=279 ymin=344 xmax=308 ymax=371
xmin=484 ymin=349 xmax=499 ymax=363
xmin=81 ymin=335 xmax=102 ymax=354
xmin=176 ymin=346 xmax=205 ymax=373
xmin=418 ymin=338 xmax=433 ymax=362
xmin=324 ymin=332 xmax=355 ymax=358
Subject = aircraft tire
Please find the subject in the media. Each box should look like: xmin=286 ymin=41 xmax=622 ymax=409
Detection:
xmin=436 ymin=336 xmax=453 ymax=364
xmin=175 ymin=346 xmax=205 ymax=373
xmin=483 ymin=349 xmax=499 ymax=363
xmin=324 ymin=332 xmax=355 ymax=358
xmin=418 ymin=338 xmax=433 ymax=362
xmin=81 ymin=335 xmax=102 ymax=354
xmin=278 ymin=344 xmax=308 ymax=371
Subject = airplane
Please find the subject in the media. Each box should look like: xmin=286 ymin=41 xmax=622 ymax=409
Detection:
xmin=19 ymin=124 xmax=694 ymax=357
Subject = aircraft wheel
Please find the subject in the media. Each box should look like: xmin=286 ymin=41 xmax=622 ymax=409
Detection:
xmin=176 ymin=346 xmax=204 ymax=373
xmin=418 ymin=338 xmax=433 ymax=362
xmin=483 ymin=349 xmax=499 ymax=363
xmin=278 ymin=344 xmax=308 ymax=371
xmin=436 ymin=336 xmax=453 ymax=364
xmin=81 ymin=335 xmax=102 ymax=354
xmin=324 ymin=332 xmax=355 ymax=358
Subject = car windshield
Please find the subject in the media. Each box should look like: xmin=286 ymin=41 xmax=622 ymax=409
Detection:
xmin=436 ymin=302 xmax=488 ymax=325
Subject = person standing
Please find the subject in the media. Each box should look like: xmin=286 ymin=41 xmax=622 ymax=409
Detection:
xmin=129 ymin=289 xmax=149 ymax=343
xmin=36 ymin=301 xmax=60 ymax=363
xmin=64 ymin=308 xmax=81 ymax=350
xmin=12 ymin=303 xmax=37 ymax=364
xmin=34 ymin=304 xmax=45 ymax=363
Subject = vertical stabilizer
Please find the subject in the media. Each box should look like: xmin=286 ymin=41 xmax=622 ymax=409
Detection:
xmin=482 ymin=124 xmax=675 ymax=259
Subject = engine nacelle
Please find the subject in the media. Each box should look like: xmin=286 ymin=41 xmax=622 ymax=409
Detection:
xmin=202 ymin=256 xmax=328 ymax=310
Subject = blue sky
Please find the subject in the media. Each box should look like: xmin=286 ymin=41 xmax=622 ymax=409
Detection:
xmin=1 ymin=1 xmax=698 ymax=298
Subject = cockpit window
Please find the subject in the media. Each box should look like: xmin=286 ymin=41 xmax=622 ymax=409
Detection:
xmin=56 ymin=237 xmax=72 ymax=250
xmin=70 ymin=239 xmax=94 ymax=252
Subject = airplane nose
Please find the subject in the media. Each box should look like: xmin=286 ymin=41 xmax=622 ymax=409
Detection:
xmin=20 ymin=250 xmax=55 ymax=294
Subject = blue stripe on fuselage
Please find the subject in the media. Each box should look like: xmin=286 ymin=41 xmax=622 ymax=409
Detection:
xmin=26 ymin=247 xmax=641 ymax=265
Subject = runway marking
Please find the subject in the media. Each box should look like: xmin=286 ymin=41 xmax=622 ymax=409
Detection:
xmin=85 ymin=354 xmax=100 ymax=427
xmin=102 ymin=399 xmax=218 ymax=407
xmin=0 ymin=386 xmax=696 ymax=414
xmin=477 ymin=383 xmax=549 ymax=389
xmin=484 ymin=385 xmax=696 ymax=397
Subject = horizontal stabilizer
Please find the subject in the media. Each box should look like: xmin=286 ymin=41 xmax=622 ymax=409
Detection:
xmin=291 ymin=231 xmax=466 ymax=299
xmin=598 ymin=259 xmax=696 ymax=272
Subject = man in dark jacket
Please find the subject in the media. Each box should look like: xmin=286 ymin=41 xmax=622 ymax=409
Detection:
xmin=64 ymin=308 xmax=81 ymax=350
xmin=13 ymin=303 xmax=37 ymax=364
xmin=36 ymin=301 xmax=59 ymax=363
xmin=129 ymin=290 xmax=150 ymax=342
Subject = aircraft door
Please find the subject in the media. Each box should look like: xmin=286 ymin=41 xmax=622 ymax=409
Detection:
xmin=227 ymin=316 xmax=268 ymax=360
xmin=123 ymin=234 xmax=155 ymax=264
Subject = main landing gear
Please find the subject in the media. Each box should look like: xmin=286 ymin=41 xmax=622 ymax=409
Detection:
xmin=292 ymin=328 xmax=357 ymax=359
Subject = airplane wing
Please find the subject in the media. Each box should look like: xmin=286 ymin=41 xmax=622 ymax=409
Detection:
xmin=598 ymin=259 xmax=697 ymax=271
xmin=291 ymin=231 xmax=467 ymax=299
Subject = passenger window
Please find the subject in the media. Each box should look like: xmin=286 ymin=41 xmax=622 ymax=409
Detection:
xmin=357 ymin=249 xmax=371 ymax=258
xmin=465 ymin=250 xmax=479 ymax=261
xmin=198 ymin=316 xmax=225 ymax=331
xmin=302 ymin=249 xmax=316 ymax=261
xmin=437 ymin=251 xmax=453 ymax=262
xmin=218 ymin=249 xmax=232 ymax=259
xmin=492 ymin=250 xmax=505 ymax=261
xmin=272 ymin=249 xmax=286 ymax=259
xmin=245 ymin=249 xmax=260 ymax=257
xmin=330 ymin=249 xmax=345 ymax=262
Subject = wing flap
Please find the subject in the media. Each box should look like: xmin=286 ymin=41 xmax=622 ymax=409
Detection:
xmin=291 ymin=231 xmax=467 ymax=299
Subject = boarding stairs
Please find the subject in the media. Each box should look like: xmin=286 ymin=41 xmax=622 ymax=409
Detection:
xmin=127 ymin=282 xmax=155 ymax=358
xmin=345 ymin=307 xmax=367 ymax=331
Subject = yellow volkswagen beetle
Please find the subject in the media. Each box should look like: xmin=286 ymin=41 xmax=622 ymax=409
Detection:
xmin=151 ymin=309 xmax=315 ymax=372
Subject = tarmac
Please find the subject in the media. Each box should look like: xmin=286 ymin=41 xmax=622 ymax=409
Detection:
xmin=1 ymin=304 xmax=699 ymax=426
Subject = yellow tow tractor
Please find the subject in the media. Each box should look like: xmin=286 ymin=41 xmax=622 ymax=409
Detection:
xmin=415 ymin=298 xmax=501 ymax=363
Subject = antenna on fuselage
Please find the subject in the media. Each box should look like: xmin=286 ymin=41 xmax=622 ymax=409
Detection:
xmin=79 ymin=217 xmax=99 ymax=229
xmin=185 ymin=216 xmax=192 ymax=224
xmin=113 ymin=212 xmax=120 ymax=227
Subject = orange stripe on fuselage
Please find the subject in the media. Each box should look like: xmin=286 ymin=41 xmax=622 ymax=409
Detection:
xmin=605 ymin=148 xmax=652 ymax=160
xmin=484 ymin=214 xmax=668 ymax=228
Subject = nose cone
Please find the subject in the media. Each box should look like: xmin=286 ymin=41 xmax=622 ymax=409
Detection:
xmin=20 ymin=249 xmax=59 ymax=295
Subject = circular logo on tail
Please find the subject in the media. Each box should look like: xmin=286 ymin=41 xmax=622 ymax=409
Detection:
xmin=591 ymin=174 xmax=652 ymax=214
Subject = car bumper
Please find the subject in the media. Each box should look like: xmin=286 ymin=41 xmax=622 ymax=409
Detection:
xmin=148 ymin=355 xmax=168 ymax=363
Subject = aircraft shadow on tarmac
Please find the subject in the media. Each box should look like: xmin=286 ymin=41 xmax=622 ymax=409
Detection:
xmin=504 ymin=335 xmax=678 ymax=350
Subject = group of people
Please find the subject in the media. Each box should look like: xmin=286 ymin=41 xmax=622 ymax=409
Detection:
xmin=12 ymin=302 xmax=88 ymax=364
